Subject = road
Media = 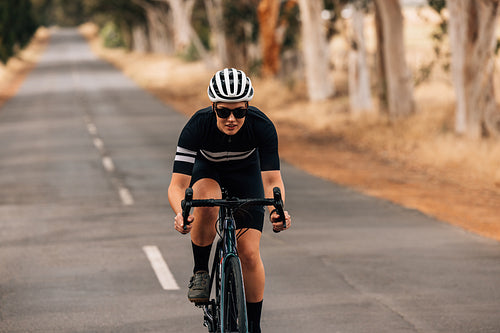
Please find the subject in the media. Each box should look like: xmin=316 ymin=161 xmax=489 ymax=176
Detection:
xmin=1 ymin=28 xmax=499 ymax=333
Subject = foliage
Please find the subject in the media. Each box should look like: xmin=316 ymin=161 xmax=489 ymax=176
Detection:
xmin=31 ymin=0 xmax=87 ymax=26
xmin=99 ymin=21 xmax=126 ymax=48
xmin=0 ymin=0 xmax=39 ymax=64
xmin=279 ymin=1 xmax=300 ymax=53
xmin=223 ymin=0 xmax=260 ymax=46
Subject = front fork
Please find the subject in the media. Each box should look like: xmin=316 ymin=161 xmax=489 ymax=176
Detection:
xmin=200 ymin=213 xmax=238 ymax=333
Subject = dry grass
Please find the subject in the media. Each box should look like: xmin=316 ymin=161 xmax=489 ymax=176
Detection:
xmin=79 ymin=21 xmax=500 ymax=240
xmin=0 ymin=27 xmax=50 ymax=108
xmin=80 ymin=19 xmax=500 ymax=190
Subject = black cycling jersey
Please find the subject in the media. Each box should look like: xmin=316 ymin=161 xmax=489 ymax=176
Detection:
xmin=173 ymin=105 xmax=280 ymax=231
xmin=173 ymin=106 xmax=280 ymax=176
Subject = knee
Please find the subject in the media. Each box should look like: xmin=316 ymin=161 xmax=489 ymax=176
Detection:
xmin=238 ymin=247 xmax=261 ymax=270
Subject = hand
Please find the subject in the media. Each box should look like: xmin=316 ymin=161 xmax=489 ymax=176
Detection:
xmin=174 ymin=212 xmax=193 ymax=234
xmin=270 ymin=210 xmax=291 ymax=232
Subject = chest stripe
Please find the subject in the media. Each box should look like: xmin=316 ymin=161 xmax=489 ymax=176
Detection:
xmin=201 ymin=148 xmax=256 ymax=162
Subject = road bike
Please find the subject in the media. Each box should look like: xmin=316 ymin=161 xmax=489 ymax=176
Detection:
xmin=182 ymin=186 xmax=285 ymax=333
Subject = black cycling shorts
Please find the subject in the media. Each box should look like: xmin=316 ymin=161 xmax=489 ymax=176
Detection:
xmin=190 ymin=158 xmax=265 ymax=232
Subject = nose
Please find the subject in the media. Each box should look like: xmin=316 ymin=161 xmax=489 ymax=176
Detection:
xmin=227 ymin=112 xmax=236 ymax=121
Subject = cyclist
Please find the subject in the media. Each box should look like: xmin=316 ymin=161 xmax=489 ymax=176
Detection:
xmin=168 ymin=68 xmax=291 ymax=332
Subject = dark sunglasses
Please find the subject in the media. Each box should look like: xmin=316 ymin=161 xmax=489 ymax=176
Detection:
xmin=214 ymin=105 xmax=248 ymax=119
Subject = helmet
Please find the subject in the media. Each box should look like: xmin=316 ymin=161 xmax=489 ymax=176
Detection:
xmin=207 ymin=68 xmax=254 ymax=103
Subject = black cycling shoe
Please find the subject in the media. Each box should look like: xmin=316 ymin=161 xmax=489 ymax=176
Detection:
xmin=188 ymin=271 xmax=210 ymax=303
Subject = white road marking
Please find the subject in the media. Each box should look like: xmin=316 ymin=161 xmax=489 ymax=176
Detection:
xmin=119 ymin=187 xmax=134 ymax=206
xmin=143 ymin=245 xmax=180 ymax=290
xmin=93 ymin=138 xmax=104 ymax=152
xmin=102 ymin=156 xmax=115 ymax=172
xmin=87 ymin=123 xmax=98 ymax=135
xmin=72 ymin=65 xmax=135 ymax=206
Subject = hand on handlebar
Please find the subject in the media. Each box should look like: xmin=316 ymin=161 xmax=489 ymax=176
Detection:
xmin=174 ymin=212 xmax=193 ymax=234
xmin=270 ymin=210 xmax=291 ymax=232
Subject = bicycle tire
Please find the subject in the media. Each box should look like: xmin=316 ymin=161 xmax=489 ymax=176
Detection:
xmin=221 ymin=256 xmax=248 ymax=333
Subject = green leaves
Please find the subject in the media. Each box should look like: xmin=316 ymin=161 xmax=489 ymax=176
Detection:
xmin=0 ymin=0 xmax=38 ymax=64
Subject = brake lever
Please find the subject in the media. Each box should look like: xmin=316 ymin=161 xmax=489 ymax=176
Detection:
xmin=272 ymin=187 xmax=286 ymax=233
xmin=181 ymin=188 xmax=193 ymax=231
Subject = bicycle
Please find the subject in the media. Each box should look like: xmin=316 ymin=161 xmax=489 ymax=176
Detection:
xmin=181 ymin=186 xmax=286 ymax=333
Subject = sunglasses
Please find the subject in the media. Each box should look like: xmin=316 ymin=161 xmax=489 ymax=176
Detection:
xmin=214 ymin=105 xmax=248 ymax=119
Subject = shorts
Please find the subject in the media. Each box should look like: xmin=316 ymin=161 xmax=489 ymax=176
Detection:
xmin=190 ymin=158 xmax=265 ymax=232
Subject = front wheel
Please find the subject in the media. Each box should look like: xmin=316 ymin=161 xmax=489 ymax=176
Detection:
xmin=221 ymin=256 xmax=248 ymax=333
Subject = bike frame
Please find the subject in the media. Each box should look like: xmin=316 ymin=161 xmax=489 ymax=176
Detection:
xmin=182 ymin=187 xmax=285 ymax=333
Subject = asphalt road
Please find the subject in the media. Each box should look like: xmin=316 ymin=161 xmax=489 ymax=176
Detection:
xmin=1 ymin=28 xmax=499 ymax=333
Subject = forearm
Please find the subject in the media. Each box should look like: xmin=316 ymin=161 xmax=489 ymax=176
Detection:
xmin=168 ymin=173 xmax=191 ymax=215
xmin=261 ymin=170 xmax=285 ymax=214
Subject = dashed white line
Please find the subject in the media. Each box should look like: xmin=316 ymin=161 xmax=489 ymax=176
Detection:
xmin=102 ymin=156 xmax=115 ymax=172
xmin=143 ymin=245 xmax=180 ymax=290
xmin=93 ymin=138 xmax=104 ymax=152
xmin=119 ymin=187 xmax=134 ymax=206
xmin=86 ymin=123 xmax=98 ymax=135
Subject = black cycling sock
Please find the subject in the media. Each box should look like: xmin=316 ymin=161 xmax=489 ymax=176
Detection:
xmin=247 ymin=300 xmax=263 ymax=333
xmin=192 ymin=242 xmax=212 ymax=274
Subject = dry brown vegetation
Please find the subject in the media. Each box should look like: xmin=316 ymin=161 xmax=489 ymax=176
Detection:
xmin=2 ymin=22 xmax=499 ymax=242
xmin=0 ymin=27 xmax=50 ymax=109
xmin=79 ymin=21 xmax=500 ymax=242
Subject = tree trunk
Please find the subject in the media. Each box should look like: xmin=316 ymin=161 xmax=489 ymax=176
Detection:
xmin=131 ymin=23 xmax=149 ymax=53
xmin=157 ymin=0 xmax=195 ymax=53
xmin=373 ymin=0 xmax=414 ymax=117
xmin=347 ymin=5 xmax=373 ymax=113
xmin=373 ymin=2 xmax=387 ymax=112
xmin=297 ymin=0 xmax=334 ymax=101
xmin=134 ymin=0 xmax=173 ymax=54
xmin=448 ymin=0 xmax=500 ymax=138
xmin=204 ymin=0 xmax=228 ymax=67
xmin=258 ymin=0 xmax=281 ymax=77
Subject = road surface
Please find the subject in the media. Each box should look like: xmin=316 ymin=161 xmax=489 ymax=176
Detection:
xmin=1 ymin=28 xmax=499 ymax=333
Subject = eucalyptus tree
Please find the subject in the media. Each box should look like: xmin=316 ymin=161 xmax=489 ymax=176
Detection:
xmin=448 ymin=0 xmax=500 ymax=138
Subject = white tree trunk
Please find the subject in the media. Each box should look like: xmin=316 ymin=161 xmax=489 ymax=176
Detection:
xmin=157 ymin=0 xmax=195 ymax=53
xmin=448 ymin=0 xmax=500 ymax=138
xmin=134 ymin=0 xmax=173 ymax=54
xmin=347 ymin=5 xmax=373 ymax=113
xmin=204 ymin=0 xmax=227 ymax=67
xmin=297 ymin=0 xmax=334 ymax=101
xmin=373 ymin=0 xmax=414 ymax=117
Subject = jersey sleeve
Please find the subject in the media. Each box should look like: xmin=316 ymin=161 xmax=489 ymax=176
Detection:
xmin=173 ymin=117 xmax=200 ymax=175
xmin=257 ymin=117 xmax=280 ymax=171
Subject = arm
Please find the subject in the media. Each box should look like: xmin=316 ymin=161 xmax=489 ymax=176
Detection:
xmin=168 ymin=172 xmax=193 ymax=234
xmin=261 ymin=170 xmax=291 ymax=232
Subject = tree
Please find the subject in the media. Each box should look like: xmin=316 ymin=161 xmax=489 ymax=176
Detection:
xmin=223 ymin=0 xmax=260 ymax=70
xmin=0 ymin=0 xmax=38 ymax=64
xmin=448 ymin=0 xmax=500 ymax=138
xmin=155 ymin=0 xmax=195 ymax=53
xmin=346 ymin=1 xmax=372 ymax=113
xmin=258 ymin=0 xmax=281 ymax=76
xmin=373 ymin=0 xmax=414 ymax=117
xmin=204 ymin=0 xmax=228 ymax=66
xmin=297 ymin=0 xmax=334 ymax=101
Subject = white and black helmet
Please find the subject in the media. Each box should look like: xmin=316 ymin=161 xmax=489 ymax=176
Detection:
xmin=207 ymin=68 xmax=254 ymax=103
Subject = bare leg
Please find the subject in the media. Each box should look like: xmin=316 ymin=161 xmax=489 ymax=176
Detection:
xmin=190 ymin=178 xmax=221 ymax=247
xmin=237 ymin=229 xmax=264 ymax=302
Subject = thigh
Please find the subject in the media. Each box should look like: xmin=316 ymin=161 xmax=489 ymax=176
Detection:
xmin=221 ymin=166 xmax=265 ymax=232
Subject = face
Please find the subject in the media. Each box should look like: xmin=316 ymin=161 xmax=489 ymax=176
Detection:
xmin=213 ymin=102 xmax=247 ymax=135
